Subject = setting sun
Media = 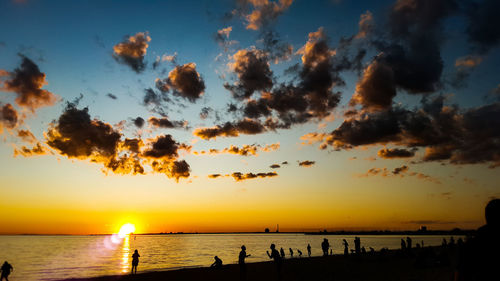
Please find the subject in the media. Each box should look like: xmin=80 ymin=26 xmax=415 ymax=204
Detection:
xmin=118 ymin=223 xmax=136 ymax=238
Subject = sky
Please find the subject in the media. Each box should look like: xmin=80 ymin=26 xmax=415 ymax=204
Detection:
xmin=0 ymin=0 xmax=499 ymax=234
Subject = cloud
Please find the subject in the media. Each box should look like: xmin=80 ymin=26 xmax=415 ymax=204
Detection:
xmin=17 ymin=129 xmax=36 ymax=143
xmin=450 ymin=55 xmax=483 ymax=88
xmin=148 ymin=117 xmax=187 ymax=129
xmin=359 ymin=165 xmax=440 ymax=183
xmin=231 ymin=171 xmax=278 ymax=181
xmin=156 ymin=63 xmax=205 ymax=102
xmin=233 ymin=28 xmax=342 ymax=129
xmin=299 ymin=160 xmax=315 ymax=167
xmin=46 ymin=103 xmax=122 ymax=160
xmin=349 ymin=59 xmax=396 ymax=111
xmin=199 ymin=107 xmax=213 ymax=120
xmin=465 ymin=0 xmax=500 ymax=53
xmin=112 ymin=32 xmax=151 ymax=73
xmin=243 ymin=0 xmax=293 ymax=30
xmin=224 ymin=48 xmax=273 ymax=100
xmin=0 ymin=103 xmax=18 ymax=130
xmin=106 ymin=93 xmax=117 ymax=100
xmin=193 ymin=143 xmax=279 ymax=156
xmin=354 ymin=11 xmax=374 ymax=39
xmin=153 ymin=52 xmax=178 ymax=69
xmin=378 ymin=148 xmax=415 ymax=159
xmin=133 ymin=117 xmax=145 ymax=128
xmin=0 ymin=55 xmax=58 ymax=112
xmin=206 ymin=171 xmax=278 ymax=181
xmin=270 ymin=164 xmax=280 ymax=168
xmin=14 ymin=142 xmax=47 ymax=157
xmin=193 ymin=118 xmax=266 ymax=140
xmin=455 ymin=55 xmax=483 ymax=68
xmin=45 ymin=103 xmax=190 ymax=181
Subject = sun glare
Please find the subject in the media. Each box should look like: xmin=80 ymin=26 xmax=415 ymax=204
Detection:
xmin=118 ymin=223 xmax=136 ymax=238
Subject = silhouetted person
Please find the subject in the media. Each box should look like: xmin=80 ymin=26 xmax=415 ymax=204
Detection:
xmin=239 ymin=245 xmax=250 ymax=281
xmin=280 ymin=247 xmax=285 ymax=258
xmin=343 ymin=239 xmax=349 ymax=256
xmin=354 ymin=237 xmax=361 ymax=254
xmin=1 ymin=262 xmax=13 ymax=281
xmin=321 ymin=238 xmax=330 ymax=256
xmin=289 ymin=248 xmax=294 ymax=258
xmin=421 ymin=240 xmax=424 ymax=248
xmin=401 ymin=238 xmax=407 ymax=251
xmin=442 ymin=238 xmax=448 ymax=247
xmin=330 ymin=249 xmax=333 ymax=255
xmin=361 ymin=246 xmax=366 ymax=254
xmin=131 ymin=249 xmax=140 ymax=274
xmin=211 ymin=256 xmax=222 ymax=269
xmin=297 ymin=249 xmax=302 ymax=257
xmin=267 ymin=244 xmax=282 ymax=280
xmin=307 ymin=244 xmax=311 ymax=257
xmin=369 ymin=247 xmax=375 ymax=253
xmin=450 ymin=236 xmax=455 ymax=247
xmin=456 ymin=199 xmax=500 ymax=281
xmin=406 ymin=237 xmax=412 ymax=250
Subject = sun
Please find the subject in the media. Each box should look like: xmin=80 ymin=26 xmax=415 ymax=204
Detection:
xmin=118 ymin=223 xmax=136 ymax=238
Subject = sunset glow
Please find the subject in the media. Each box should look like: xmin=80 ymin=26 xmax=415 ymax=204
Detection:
xmin=0 ymin=0 xmax=498 ymax=235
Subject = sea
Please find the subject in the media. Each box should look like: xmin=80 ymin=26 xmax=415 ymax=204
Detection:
xmin=0 ymin=234 xmax=459 ymax=281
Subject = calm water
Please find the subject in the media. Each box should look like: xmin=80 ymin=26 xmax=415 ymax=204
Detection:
xmin=0 ymin=234 xmax=457 ymax=281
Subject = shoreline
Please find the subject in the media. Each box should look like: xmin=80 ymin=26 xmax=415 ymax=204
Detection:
xmin=60 ymin=246 xmax=458 ymax=281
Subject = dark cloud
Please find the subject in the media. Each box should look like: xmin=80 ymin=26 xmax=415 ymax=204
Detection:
xmin=106 ymin=93 xmax=117 ymax=100
xmin=270 ymin=164 xmax=280 ymax=168
xmin=156 ymin=63 xmax=205 ymax=102
xmin=193 ymin=118 xmax=266 ymax=140
xmin=0 ymin=103 xmax=18 ymax=129
xmin=133 ymin=117 xmax=145 ymax=128
xmin=281 ymin=161 xmax=288 ymax=165
xmin=349 ymin=59 xmax=396 ymax=111
xmin=199 ymin=107 xmax=213 ymax=120
xmin=193 ymin=143 xmax=279 ymax=156
xmin=112 ymin=32 xmax=151 ymax=73
xmin=208 ymin=174 xmax=222 ymax=178
xmin=0 ymin=55 xmax=58 ymax=112
xmin=148 ymin=117 xmax=186 ymax=129
xmin=142 ymin=135 xmax=181 ymax=159
xmin=378 ymin=148 xmax=415 ymax=159
xmin=392 ymin=165 xmax=409 ymax=175
xmin=231 ymin=171 xmax=278 ymax=181
xmin=46 ymin=103 xmax=121 ymax=159
xmin=465 ymin=0 xmax=500 ymax=53
xmin=299 ymin=160 xmax=315 ymax=167
xmin=261 ymin=30 xmax=293 ymax=64
xmin=224 ymin=49 xmax=273 ymax=100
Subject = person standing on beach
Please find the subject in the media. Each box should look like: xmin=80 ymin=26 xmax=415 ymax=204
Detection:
xmin=307 ymin=244 xmax=311 ymax=257
xmin=401 ymin=238 xmax=406 ymax=251
xmin=354 ymin=237 xmax=361 ymax=254
xmin=239 ymin=245 xmax=250 ymax=281
xmin=267 ymin=244 xmax=282 ymax=280
xmin=406 ymin=237 xmax=412 ymax=250
xmin=289 ymin=248 xmax=294 ymax=258
xmin=342 ymin=239 xmax=349 ymax=256
xmin=131 ymin=250 xmax=140 ymax=274
xmin=321 ymin=238 xmax=330 ymax=256
xmin=455 ymin=199 xmax=500 ymax=281
xmin=1 ymin=261 xmax=13 ymax=281
xmin=280 ymin=247 xmax=285 ymax=258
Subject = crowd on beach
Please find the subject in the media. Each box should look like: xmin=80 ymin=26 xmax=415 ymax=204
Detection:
xmin=1 ymin=199 xmax=498 ymax=281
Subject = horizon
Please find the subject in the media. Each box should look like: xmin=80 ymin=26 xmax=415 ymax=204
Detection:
xmin=1 ymin=0 xmax=499 ymax=236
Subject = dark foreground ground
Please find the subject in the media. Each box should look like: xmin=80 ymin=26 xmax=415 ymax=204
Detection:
xmin=62 ymin=246 xmax=457 ymax=281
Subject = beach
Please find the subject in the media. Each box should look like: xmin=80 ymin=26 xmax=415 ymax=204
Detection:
xmin=61 ymin=246 xmax=457 ymax=281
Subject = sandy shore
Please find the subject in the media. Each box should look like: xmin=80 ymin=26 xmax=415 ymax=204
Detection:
xmin=61 ymin=246 xmax=457 ymax=281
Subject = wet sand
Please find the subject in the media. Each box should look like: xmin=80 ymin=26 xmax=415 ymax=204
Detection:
xmin=62 ymin=247 xmax=457 ymax=281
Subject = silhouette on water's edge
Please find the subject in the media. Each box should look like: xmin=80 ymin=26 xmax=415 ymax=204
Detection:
xmin=1 ymin=261 xmax=13 ymax=281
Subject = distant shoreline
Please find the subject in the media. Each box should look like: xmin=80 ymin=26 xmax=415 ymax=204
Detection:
xmin=0 ymin=229 xmax=474 ymax=236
